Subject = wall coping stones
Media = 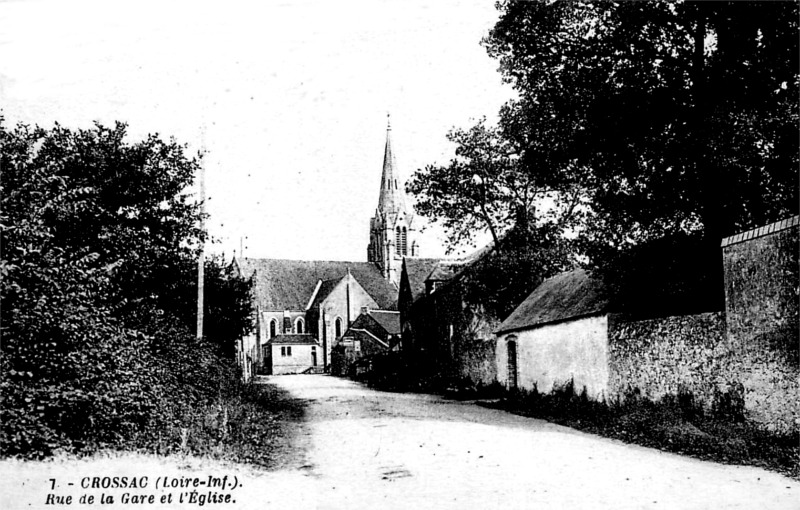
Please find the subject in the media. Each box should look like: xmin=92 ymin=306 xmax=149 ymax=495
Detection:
xmin=720 ymin=215 xmax=799 ymax=248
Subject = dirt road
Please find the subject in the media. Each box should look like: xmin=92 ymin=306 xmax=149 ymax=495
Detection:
xmin=1 ymin=374 xmax=797 ymax=510
xmin=265 ymin=374 xmax=798 ymax=509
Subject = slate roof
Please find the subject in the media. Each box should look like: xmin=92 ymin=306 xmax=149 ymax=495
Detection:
xmin=720 ymin=215 xmax=799 ymax=248
xmin=309 ymin=277 xmax=344 ymax=309
xmin=235 ymin=258 xmax=397 ymax=311
xmin=266 ymin=334 xmax=319 ymax=345
xmin=402 ymin=258 xmax=442 ymax=301
xmin=495 ymin=269 xmax=610 ymax=334
xmin=365 ymin=310 xmax=401 ymax=335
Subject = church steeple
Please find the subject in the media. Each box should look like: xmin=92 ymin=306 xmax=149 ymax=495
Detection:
xmin=377 ymin=115 xmax=406 ymax=215
xmin=368 ymin=115 xmax=419 ymax=286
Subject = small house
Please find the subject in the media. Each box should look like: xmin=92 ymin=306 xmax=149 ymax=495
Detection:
xmin=264 ymin=334 xmax=321 ymax=375
xmin=494 ymin=269 xmax=611 ymax=399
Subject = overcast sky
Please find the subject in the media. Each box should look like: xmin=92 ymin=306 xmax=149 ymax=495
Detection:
xmin=1 ymin=0 xmax=513 ymax=261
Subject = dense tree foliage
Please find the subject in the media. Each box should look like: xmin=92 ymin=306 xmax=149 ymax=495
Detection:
xmin=203 ymin=256 xmax=255 ymax=359
xmin=407 ymin=118 xmax=585 ymax=252
xmin=1 ymin=121 xmax=253 ymax=457
xmin=408 ymin=0 xmax=797 ymax=312
xmin=485 ymin=0 xmax=797 ymax=245
xmin=463 ymin=222 xmax=576 ymax=319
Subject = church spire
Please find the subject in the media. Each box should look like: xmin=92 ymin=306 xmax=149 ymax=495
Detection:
xmin=377 ymin=114 xmax=406 ymax=215
xmin=368 ymin=115 xmax=418 ymax=284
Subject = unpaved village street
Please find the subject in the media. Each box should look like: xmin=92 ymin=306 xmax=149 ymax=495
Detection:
xmin=2 ymin=374 xmax=798 ymax=510
xmin=262 ymin=374 xmax=798 ymax=510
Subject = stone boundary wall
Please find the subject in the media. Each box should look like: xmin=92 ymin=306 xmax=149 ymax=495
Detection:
xmin=723 ymin=217 xmax=799 ymax=352
xmin=608 ymin=312 xmax=727 ymax=404
xmin=608 ymin=312 xmax=798 ymax=433
xmin=454 ymin=338 xmax=497 ymax=387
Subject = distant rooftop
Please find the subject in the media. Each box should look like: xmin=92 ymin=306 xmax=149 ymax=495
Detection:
xmin=234 ymin=258 xmax=397 ymax=311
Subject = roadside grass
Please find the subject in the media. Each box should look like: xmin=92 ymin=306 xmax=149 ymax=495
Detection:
xmin=489 ymin=381 xmax=799 ymax=480
xmin=2 ymin=345 xmax=307 ymax=471
xmin=144 ymin=382 xmax=306 ymax=471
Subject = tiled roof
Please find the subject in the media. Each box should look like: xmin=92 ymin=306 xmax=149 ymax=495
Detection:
xmin=496 ymin=269 xmax=609 ymax=334
xmin=721 ymin=215 xmax=799 ymax=248
xmin=402 ymin=258 xmax=442 ymax=301
xmin=366 ymin=310 xmax=401 ymax=335
xmin=235 ymin=258 xmax=397 ymax=311
xmin=266 ymin=334 xmax=319 ymax=345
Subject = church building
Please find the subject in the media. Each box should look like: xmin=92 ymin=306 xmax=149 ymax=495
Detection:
xmin=235 ymin=119 xmax=420 ymax=376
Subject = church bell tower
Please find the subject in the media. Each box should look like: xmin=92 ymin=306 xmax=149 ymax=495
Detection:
xmin=367 ymin=116 xmax=418 ymax=286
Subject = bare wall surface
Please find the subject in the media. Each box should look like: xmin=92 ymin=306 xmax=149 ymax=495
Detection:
xmin=498 ymin=316 xmax=610 ymax=398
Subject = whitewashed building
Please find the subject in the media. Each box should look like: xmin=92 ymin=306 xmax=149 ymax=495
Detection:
xmin=494 ymin=269 xmax=611 ymax=399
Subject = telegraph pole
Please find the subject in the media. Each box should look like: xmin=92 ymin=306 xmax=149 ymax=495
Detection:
xmin=196 ymin=127 xmax=206 ymax=341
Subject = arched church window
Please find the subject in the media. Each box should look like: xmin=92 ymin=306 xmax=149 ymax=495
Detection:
xmin=335 ymin=317 xmax=343 ymax=338
xmin=401 ymin=227 xmax=408 ymax=255
xmin=295 ymin=317 xmax=305 ymax=334
xmin=269 ymin=319 xmax=277 ymax=338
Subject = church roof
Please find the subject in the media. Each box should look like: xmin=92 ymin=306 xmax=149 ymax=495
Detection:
xmin=309 ymin=277 xmax=344 ymax=308
xmin=495 ymin=269 xmax=609 ymax=334
xmin=235 ymin=258 xmax=398 ymax=311
xmin=377 ymin=120 xmax=407 ymax=216
xmin=403 ymin=258 xmax=443 ymax=302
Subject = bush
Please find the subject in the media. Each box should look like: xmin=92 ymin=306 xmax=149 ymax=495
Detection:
xmin=0 ymin=120 xmax=255 ymax=460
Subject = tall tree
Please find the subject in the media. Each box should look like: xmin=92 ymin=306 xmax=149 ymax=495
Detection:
xmin=484 ymin=0 xmax=798 ymax=250
xmin=406 ymin=118 xmax=585 ymax=252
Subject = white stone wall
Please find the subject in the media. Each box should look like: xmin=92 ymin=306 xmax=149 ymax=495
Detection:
xmin=496 ymin=315 xmax=610 ymax=399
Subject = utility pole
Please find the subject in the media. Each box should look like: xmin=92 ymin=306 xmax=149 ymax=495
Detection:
xmin=196 ymin=127 xmax=206 ymax=341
